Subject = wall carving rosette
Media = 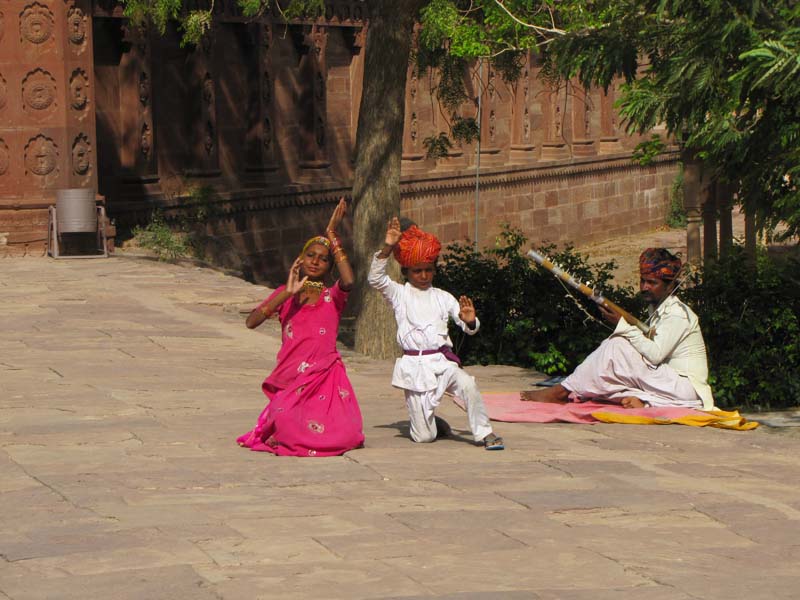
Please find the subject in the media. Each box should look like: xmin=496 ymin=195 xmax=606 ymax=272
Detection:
xmin=66 ymin=5 xmax=87 ymax=52
xmin=71 ymin=133 xmax=91 ymax=177
xmin=69 ymin=68 xmax=89 ymax=112
xmin=22 ymin=68 xmax=57 ymax=116
xmin=20 ymin=3 xmax=54 ymax=46
xmin=24 ymin=134 xmax=58 ymax=180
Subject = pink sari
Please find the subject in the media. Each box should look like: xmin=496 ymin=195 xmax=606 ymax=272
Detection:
xmin=237 ymin=282 xmax=364 ymax=457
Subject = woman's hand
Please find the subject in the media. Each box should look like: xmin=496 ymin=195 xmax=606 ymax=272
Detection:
xmin=459 ymin=296 xmax=477 ymax=326
xmin=286 ymin=257 xmax=307 ymax=295
xmin=385 ymin=216 xmax=402 ymax=247
xmin=326 ymin=197 xmax=347 ymax=237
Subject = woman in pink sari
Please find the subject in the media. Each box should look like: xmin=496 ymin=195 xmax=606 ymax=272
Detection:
xmin=237 ymin=199 xmax=364 ymax=456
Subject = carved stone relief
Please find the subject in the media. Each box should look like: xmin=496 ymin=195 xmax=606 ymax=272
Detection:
xmin=138 ymin=72 xmax=149 ymax=106
xmin=489 ymin=110 xmax=496 ymax=142
xmin=0 ymin=73 xmax=7 ymax=111
xmin=69 ymin=68 xmax=88 ymax=112
xmin=0 ymin=11 xmax=5 ymax=43
xmin=71 ymin=133 xmax=91 ymax=176
xmin=0 ymin=139 xmax=9 ymax=176
xmin=410 ymin=112 xmax=418 ymax=145
xmin=22 ymin=69 xmax=57 ymax=114
xmin=140 ymin=122 xmax=151 ymax=158
xmin=20 ymin=3 xmax=54 ymax=45
xmin=67 ymin=6 xmax=86 ymax=48
xmin=24 ymin=134 xmax=58 ymax=177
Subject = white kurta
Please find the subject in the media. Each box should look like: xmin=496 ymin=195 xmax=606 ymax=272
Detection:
xmin=564 ymin=295 xmax=714 ymax=410
xmin=368 ymin=253 xmax=493 ymax=442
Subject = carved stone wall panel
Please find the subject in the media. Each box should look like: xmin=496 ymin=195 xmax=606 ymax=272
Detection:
xmin=19 ymin=2 xmax=57 ymax=56
xmin=509 ymin=56 xmax=536 ymax=165
xmin=24 ymin=132 xmax=60 ymax=187
xmin=66 ymin=5 xmax=87 ymax=54
xmin=570 ymin=83 xmax=597 ymax=157
xmin=22 ymin=68 xmax=58 ymax=119
xmin=70 ymin=131 xmax=91 ymax=184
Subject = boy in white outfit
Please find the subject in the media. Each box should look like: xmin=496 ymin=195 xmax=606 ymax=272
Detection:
xmin=368 ymin=217 xmax=504 ymax=450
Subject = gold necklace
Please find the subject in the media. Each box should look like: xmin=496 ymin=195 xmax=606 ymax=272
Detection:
xmin=302 ymin=280 xmax=325 ymax=292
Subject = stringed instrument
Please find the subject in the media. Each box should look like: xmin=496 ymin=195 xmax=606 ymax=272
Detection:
xmin=526 ymin=249 xmax=652 ymax=336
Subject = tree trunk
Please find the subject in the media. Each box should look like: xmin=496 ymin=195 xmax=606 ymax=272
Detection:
xmin=351 ymin=0 xmax=423 ymax=359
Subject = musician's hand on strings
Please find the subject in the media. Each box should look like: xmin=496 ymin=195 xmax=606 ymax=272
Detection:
xmin=598 ymin=303 xmax=621 ymax=326
xmin=458 ymin=296 xmax=477 ymax=327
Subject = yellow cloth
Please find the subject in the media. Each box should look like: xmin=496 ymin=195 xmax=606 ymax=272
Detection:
xmin=591 ymin=409 xmax=759 ymax=431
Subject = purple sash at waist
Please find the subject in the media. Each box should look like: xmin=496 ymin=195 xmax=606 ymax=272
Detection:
xmin=403 ymin=346 xmax=461 ymax=367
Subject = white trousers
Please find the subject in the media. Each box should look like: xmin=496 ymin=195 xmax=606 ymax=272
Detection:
xmin=562 ymin=336 xmax=702 ymax=409
xmin=404 ymin=365 xmax=493 ymax=443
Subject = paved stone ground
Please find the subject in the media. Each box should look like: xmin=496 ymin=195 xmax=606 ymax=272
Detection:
xmin=2 ymin=256 xmax=800 ymax=600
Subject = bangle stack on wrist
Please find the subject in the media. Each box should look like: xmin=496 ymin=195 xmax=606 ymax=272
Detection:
xmin=259 ymin=304 xmax=274 ymax=318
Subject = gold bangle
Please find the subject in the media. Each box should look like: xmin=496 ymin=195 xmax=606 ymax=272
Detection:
xmin=259 ymin=305 xmax=274 ymax=318
xmin=335 ymin=252 xmax=348 ymax=263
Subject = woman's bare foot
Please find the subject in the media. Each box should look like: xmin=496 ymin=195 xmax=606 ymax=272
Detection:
xmin=520 ymin=384 xmax=570 ymax=404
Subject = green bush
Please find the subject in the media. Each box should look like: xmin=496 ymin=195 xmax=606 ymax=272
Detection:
xmin=132 ymin=211 xmax=189 ymax=261
xmin=436 ymin=226 xmax=641 ymax=371
xmin=437 ymin=228 xmax=800 ymax=411
xmin=683 ymin=248 xmax=800 ymax=410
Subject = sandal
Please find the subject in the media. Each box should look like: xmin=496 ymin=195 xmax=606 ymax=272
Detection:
xmin=483 ymin=434 xmax=505 ymax=451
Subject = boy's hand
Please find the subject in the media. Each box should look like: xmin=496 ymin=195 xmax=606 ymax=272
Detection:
xmin=459 ymin=296 xmax=476 ymax=325
xmin=385 ymin=217 xmax=402 ymax=247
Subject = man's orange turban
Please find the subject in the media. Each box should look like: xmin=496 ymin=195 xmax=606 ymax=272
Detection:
xmin=639 ymin=247 xmax=681 ymax=281
xmin=394 ymin=225 xmax=441 ymax=267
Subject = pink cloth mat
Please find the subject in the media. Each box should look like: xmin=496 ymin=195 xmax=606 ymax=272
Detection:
xmin=453 ymin=392 xmax=707 ymax=423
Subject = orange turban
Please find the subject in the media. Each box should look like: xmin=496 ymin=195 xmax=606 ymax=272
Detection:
xmin=393 ymin=225 xmax=441 ymax=267
xmin=639 ymin=248 xmax=681 ymax=280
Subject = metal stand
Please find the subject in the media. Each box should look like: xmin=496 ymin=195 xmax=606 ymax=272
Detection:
xmin=48 ymin=205 xmax=109 ymax=259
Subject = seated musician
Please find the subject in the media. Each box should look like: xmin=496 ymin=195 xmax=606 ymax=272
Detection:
xmin=521 ymin=248 xmax=714 ymax=410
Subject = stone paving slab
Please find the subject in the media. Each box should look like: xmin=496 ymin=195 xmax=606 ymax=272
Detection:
xmin=2 ymin=256 xmax=799 ymax=599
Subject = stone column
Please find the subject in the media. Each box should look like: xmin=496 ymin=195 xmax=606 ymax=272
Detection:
xmin=540 ymin=83 xmax=569 ymax=161
xmin=187 ymin=29 xmax=219 ymax=177
xmin=119 ymin=24 xmax=157 ymax=183
xmin=509 ymin=54 xmax=536 ymax=165
xmin=295 ymin=24 xmax=332 ymax=177
xmin=598 ymin=82 xmax=623 ymax=154
xmin=400 ymin=62 xmax=426 ymax=172
xmin=245 ymin=20 xmax=277 ymax=181
xmin=0 ymin=0 xmax=97 ymax=255
xmin=682 ymin=150 xmax=703 ymax=264
xmin=570 ymin=84 xmax=597 ymax=157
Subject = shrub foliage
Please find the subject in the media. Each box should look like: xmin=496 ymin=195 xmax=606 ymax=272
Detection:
xmin=436 ymin=226 xmax=641 ymax=374
xmin=437 ymin=227 xmax=800 ymax=410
